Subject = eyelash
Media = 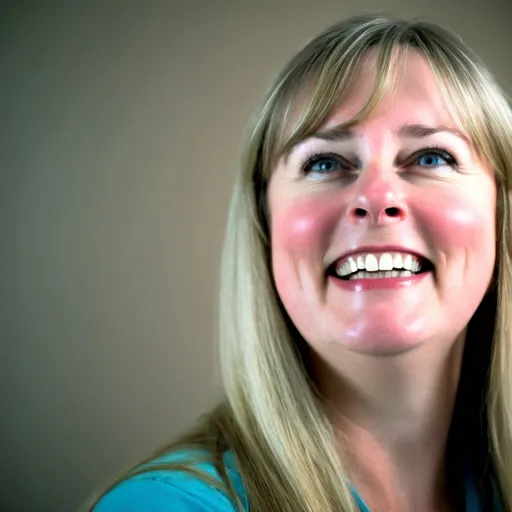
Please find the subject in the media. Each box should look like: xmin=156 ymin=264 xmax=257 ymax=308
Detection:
xmin=300 ymin=146 xmax=458 ymax=175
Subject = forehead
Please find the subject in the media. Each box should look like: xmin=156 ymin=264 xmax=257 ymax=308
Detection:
xmin=324 ymin=47 xmax=458 ymax=133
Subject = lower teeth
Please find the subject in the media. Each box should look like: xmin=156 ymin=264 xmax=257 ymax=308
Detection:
xmin=348 ymin=270 xmax=414 ymax=280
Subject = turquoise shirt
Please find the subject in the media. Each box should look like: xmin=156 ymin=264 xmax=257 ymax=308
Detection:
xmin=93 ymin=450 xmax=502 ymax=511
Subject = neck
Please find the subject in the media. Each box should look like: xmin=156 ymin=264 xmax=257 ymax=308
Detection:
xmin=312 ymin=331 xmax=466 ymax=511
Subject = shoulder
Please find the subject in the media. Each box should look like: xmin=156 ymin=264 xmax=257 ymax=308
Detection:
xmin=93 ymin=450 xmax=247 ymax=512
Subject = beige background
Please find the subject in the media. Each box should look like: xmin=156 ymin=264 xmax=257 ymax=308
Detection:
xmin=2 ymin=1 xmax=511 ymax=510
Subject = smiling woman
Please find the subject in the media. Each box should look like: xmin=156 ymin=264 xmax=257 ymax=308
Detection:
xmin=269 ymin=47 xmax=496 ymax=359
xmin=88 ymin=14 xmax=510 ymax=512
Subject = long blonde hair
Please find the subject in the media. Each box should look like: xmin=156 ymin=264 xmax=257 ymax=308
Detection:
xmin=88 ymin=14 xmax=512 ymax=511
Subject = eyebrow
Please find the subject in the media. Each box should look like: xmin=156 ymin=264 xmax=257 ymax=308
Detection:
xmin=305 ymin=123 xmax=472 ymax=146
xmin=397 ymin=124 xmax=472 ymax=146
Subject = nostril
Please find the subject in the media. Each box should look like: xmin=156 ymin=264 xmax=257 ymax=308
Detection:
xmin=385 ymin=207 xmax=401 ymax=217
xmin=354 ymin=208 xmax=367 ymax=218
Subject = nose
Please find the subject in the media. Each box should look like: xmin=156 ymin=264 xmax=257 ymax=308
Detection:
xmin=347 ymin=169 xmax=408 ymax=225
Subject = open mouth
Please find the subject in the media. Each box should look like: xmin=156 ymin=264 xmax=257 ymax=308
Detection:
xmin=328 ymin=252 xmax=434 ymax=281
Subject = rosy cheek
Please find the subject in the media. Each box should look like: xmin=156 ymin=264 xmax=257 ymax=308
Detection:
xmin=269 ymin=197 xmax=340 ymax=311
xmin=417 ymin=187 xmax=496 ymax=261
xmin=270 ymin=197 xmax=340 ymax=262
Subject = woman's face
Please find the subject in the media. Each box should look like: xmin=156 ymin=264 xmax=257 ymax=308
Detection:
xmin=267 ymin=49 xmax=496 ymax=357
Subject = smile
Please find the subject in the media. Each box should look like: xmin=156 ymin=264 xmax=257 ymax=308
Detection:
xmin=332 ymin=251 xmax=434 ymax=281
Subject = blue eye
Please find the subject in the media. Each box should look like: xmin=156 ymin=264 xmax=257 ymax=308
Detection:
xmin=310 ymin=158 xmax=342 ymax=172
xmin=302 ymin=153 xmax=348 ymax=175
xmin=415 ymin=150 xmax=455 ymax=168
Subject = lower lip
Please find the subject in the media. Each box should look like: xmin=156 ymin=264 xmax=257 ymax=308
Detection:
xmin=330 ymin=271 xmax=431 ymax=291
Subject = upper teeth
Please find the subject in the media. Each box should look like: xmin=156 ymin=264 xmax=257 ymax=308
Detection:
xmin=335 ymin=252 xmax=422 ymax=277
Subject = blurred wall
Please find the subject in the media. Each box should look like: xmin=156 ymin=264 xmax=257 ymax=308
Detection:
xmin=2 ymin=1 xmax=511 ymax=510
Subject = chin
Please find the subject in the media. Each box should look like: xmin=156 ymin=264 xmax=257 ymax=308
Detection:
xmin=326 ymin=314 xmax=433 ymax=356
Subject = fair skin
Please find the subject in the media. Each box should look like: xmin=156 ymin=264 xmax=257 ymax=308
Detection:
xmin=268 ymin=49 xmax=496 ymax=511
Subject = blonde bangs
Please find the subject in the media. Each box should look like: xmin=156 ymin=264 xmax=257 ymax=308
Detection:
xmin=255 ymin=19 xmax=512 ymax=188
xmin=258 ymin=27 xmax=406 ymax=183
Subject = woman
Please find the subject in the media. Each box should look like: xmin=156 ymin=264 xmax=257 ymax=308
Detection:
xmin=89 ymin=14 xmax=510 ymax=511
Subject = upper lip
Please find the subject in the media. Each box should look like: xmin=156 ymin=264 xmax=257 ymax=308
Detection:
xmin=330 ymin=245 xmax=433 ymax=268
